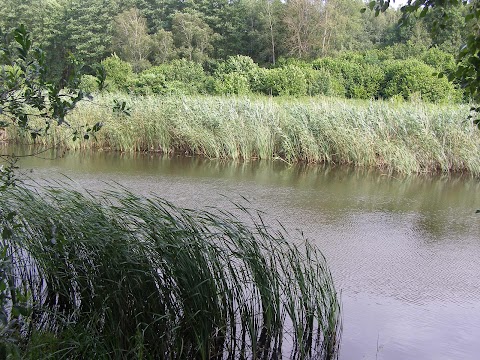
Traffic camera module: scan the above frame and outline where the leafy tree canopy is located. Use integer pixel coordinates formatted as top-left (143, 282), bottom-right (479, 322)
top-left (366, 0), bottom-right (480, 125)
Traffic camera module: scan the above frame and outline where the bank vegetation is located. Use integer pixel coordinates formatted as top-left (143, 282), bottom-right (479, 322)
top-left (10, 95), bottom-right (480, 175)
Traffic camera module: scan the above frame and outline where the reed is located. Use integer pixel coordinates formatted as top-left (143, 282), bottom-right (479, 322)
top-left (0, 184), bottom-right (341, 359)
top-left (10, 94), bottom-right (480, 174)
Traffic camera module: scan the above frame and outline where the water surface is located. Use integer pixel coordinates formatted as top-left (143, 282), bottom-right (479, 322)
top-left (6, 149), bottom-right (480, 359)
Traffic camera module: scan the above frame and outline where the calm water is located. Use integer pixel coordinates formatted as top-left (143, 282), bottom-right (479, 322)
top-left (7, 149), bottom-right (480, 359)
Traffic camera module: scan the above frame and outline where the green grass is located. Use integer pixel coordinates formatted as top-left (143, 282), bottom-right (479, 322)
top-left (9, 94), bottom-right (480, 175)
top-left (0, 184), bottom-right (341, 359)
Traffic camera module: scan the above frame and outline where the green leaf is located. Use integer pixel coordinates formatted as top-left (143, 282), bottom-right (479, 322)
top-left (419, 7), bottom-right (428, 18)
top-left (6, 211), bottom-right (16, 221)
top-left (2, 228), bottom-right (12, 239)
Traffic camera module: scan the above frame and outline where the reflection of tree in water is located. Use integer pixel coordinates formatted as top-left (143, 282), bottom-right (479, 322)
top-left (4, 147), bottom-right (479, 238)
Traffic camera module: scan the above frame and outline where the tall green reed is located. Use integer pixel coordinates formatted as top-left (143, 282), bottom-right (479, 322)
top-left (0, 184), bottom-right (341, 359)
top-left (10, 94), bottom-right (479, 175)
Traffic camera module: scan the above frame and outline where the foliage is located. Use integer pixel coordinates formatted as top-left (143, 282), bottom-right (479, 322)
top-left (381, 59), bottom-right (459, 102)
top-left (131, 71), bottom-right (166, 95)
top-left (0, 185), bottom-right (342, 359)
top-left (0, 25), bottom-right (100, 140)
top-left (31, 95), bottom-right (480, 175)
top-left (57, 0), bottom-right (119, 72)
top-left (421, 47), bottom-right (456, 73)
top-left (101, 54), bottom-right (134, 91)
top-left (133, 59), bottom-right (208, 95)
top-left (151, 28), bottom-right (177, 64)
top-left (79, 43), bottom-right (464, 103)
top-left (112, 7), bottom-right (153, 72)
top-left (313, 57), bottom-right (383, 99)
top-left (261, 65), bottom-right (308, 96)
top-left (213, 72), bottom-right (250, 95)
top-left (79, 74), bottom-right (99, 93)
top-left (216, 55), bottom-right (260, 78)
top-left (171, 11), bottom-right (218, 62)
top-left (367, 0), bottom-right (480, 125)
top-left (303, 68), bottom-right (343, 97)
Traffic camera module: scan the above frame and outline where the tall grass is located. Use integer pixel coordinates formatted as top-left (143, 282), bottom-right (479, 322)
top-left (0, 184), bottom-right (341, 359)
top-left (9, 94), bottom-right (480, 174)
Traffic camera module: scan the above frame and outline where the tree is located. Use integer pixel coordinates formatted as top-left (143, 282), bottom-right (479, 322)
top-left (0, 25), bottom-right (126, 188)
top-left (423, 3), bottom-right (468, 54)
top-left (0, 25), bottom-right (90, 141)
top-left (151, 29), bottom-right (176, 64)
top-left (171, 11), bottom-right (217, 62)
top-left (251, 0), bottom-right (284, 64)
top-left (318, 0), bottom-right (368, 55)
top-left (367, 0), bottom-right (480, 126)
top-left (59, 0), bottom-right (119, 71)
top-left (282, 0), bottom-right (323, 58)
top-left (0, 0), bottom-right (64, 80)
top-left (112, 8), bottom-right (153, 72)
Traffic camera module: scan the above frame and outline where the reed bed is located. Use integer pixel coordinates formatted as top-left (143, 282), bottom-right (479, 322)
top-left (10, 94), bottom-right (480, 175)
top-left (0, 185), bottom-right (341, 359)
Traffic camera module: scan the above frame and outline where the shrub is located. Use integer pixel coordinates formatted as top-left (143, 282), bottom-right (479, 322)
top-left (381, 59), bottom-right (460, 102)
top-left (132, 60), bottom-right (208, 95)
top-left (131, 71), bottom-right (167, 95)
top-left (387, 41), bottom-right (429, 60)
top-left (312, 58), bottom-right (384, 99)
top-left (160, 59), bottom-right (206, 84)
top-left (421, 47), bottom-right (456, 73)
top-left (101, 54), bottom-right (134, 91)
top-left (79, 74), bottom-right (99, 93)
top-left (213, 72), bottom-right (250, 95)
top-left (262, 65), bottom-right (307, 96)
top-left (303, 68), bottom-right (344, 97)
top-left (249, 67), bottom-right (270, 94)
top-left (216, 55), bottom-right (259, 76)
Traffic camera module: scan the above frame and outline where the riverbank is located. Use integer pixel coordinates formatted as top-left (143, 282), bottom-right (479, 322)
top-left (9, 94), bottom-right (480, 175)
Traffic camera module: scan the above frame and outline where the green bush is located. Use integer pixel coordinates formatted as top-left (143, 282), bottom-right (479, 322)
top-left (249, 67), bottom-right (270, 94)
top-left (382, 59), bottom-right (460, 102)
top-left (132, 60), bottom-right (208, 95)
top-left (312, 58), bottom-right (384, 99)
top-left (303, 68), bottom-right (344, 97)
top-left (216, 55), bottom-right (259, 76)
top-left (362, 49), bottom-right (395, 64)
top-left (215, 55), bottom-right (263, 95)
top-left (261, 65), bottom-right (307, 96)
top-left (131, 71), bottom-right (167, 95)
top-left (386, 41), bottom-right (429, 60)
top-left (421, 47), bottom-right (456, 73)
top-left (213, 72), bottom-right (250, 95)
top-left (160, 59), bottom-right (206, 83)
top-left (79, 74), bottom-right (99, 93)
top-left (101, 54), bottom-right (134, 91)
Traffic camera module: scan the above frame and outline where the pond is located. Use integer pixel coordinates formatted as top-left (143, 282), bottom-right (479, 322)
top-left (7, 149), bottom-right (480, 359)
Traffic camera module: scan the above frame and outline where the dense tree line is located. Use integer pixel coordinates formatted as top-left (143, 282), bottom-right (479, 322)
top-left (0, 0), bottom-right (469, 81)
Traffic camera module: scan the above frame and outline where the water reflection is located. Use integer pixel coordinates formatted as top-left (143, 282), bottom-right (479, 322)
top-left (3, 147), bottom-right (480, 360)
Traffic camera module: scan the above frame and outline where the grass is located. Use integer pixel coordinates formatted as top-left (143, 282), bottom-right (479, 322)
top-left (0, 184), bottom-right (341, 359)
top-left (7, 94), bottom-right (480, 175)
